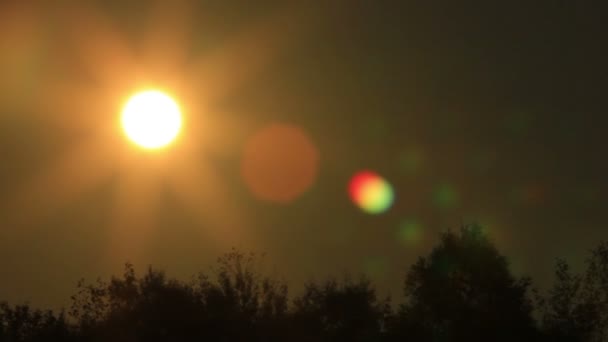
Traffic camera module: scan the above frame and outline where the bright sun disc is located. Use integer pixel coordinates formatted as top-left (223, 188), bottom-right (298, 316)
top-left (121, 90), bottom-right (182, 149)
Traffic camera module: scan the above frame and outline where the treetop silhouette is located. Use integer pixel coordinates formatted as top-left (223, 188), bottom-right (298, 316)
top-left (1, 226), bottom-right (607, 341)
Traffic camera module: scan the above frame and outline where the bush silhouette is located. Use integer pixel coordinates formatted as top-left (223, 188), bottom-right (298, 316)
top-left (2, 227), bottom-right (608, 341)
top-left (0, 302), bottom-right (71, 342)
top-left (539, 241), bottom-right (608, 341)
top-left (388, 224), bottom-right (538, 341)
top-left (290, 276), bottom-right (389, 341)
top-left (68, 249), bottom-right (288, 341)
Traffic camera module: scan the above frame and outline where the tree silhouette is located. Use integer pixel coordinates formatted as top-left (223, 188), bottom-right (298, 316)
top-left (0, 302), bottom-right (71, 342)
top-left (3, 233), bottom-right (608, 341)
top-left (389, 224), bottom-right (538, 341)
top-left (196, 248), bottom-right (289, 340)
top-left (70, 263), bottom-right (206, 341)
top-left (290, 276), bottom-right (390, 342)
top-left (539, 241), bottom-right (608, 341)
top-left (68, 249), bottom-right (288, 341)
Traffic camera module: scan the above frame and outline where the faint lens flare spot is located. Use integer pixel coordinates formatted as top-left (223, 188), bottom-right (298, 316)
top-left (397, 218), bottom-right (422, 244)
top-left (432, 183), bottom-right (458, 210)
top-left (121, 90), bottom-right (182, 149)
top-left (349, 171), bottom-right (395, 214)
top-left (241, 123), bottom-right (319, 203)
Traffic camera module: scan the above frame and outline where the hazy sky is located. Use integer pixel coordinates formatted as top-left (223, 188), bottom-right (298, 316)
top-left (0, 1), bottom-right (606, 310)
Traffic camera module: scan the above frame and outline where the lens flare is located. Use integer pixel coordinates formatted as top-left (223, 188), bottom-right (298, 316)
top-left (398, 219), bottom-right (422, 244)
top-left (348, 171), bottom-right (394, 214)
top-left (433, 183), bottom-right (458, 210)
top-left (241, 123), bottom-right (319, 203)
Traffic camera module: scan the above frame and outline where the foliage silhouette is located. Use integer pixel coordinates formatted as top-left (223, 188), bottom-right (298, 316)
top-left (388, 224), bottom-right (538, 341)
top-left (70, 263), bottom-right (206, 341)
top-left (539, 241), bottom-right (608, 341)
top-left (68, 249), bottom-right (289, 341)
top-left (290, 276), bottom-right (390, 341)
top-left (1, 227), bottom-right (607, 341)
top-left (0, 302), bottom-right (71, 342)
top-left (196, 248), bottom-right (290, 340)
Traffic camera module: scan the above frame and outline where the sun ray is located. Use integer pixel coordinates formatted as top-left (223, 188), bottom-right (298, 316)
top-left (139, 0), bottom-right (195, 83)
top-left (102, 164), bottom-right (164, 266)
top-left (32, 80), bottom-right (118, 134)
top-left (5, 135), bottom-right (117, 229)
top-left (167, 154), bottom-right (250, 249)
top-left (55, 3), bottom-right (138, 90)
top-left (2, 1), bottom-right (317, 262)
top-left (185, 3), bottom-right (310, 107)
top-left (0, 2), bottom-right (43, 109)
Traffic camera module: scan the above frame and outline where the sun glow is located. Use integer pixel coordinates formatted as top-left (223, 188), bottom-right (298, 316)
top-left (121, 90), bottom-right (182, 149)
top-left (6, 1), bottom-right (308, 264)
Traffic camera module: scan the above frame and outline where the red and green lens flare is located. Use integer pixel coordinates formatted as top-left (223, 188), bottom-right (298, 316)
top-left (348, 171), bottom-right (395, 214)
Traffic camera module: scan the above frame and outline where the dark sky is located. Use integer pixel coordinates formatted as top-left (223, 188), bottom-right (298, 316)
top-left (0, 1), bottom-right (606, 310)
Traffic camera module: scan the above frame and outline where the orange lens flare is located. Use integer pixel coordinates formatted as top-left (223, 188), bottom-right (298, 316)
top-left (241, 123), bottom-right (319, 203)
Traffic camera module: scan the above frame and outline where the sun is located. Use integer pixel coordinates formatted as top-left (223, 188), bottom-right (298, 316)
top-left (6, 2), bottom-right (307, 261)
top-left (121, 90), bottom-right (183, 149)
